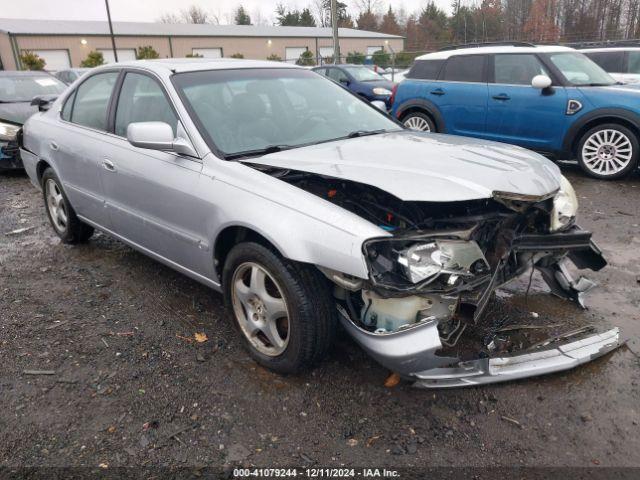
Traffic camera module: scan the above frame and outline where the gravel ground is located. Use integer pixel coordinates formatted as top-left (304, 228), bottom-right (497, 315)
top-left (1, 167), bottom-right (639, 473)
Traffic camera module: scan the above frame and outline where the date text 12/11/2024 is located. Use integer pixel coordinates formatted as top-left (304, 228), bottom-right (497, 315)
top-left (233, 468), bottom-right (401, 478)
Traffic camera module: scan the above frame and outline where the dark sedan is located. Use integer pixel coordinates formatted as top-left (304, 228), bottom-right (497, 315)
top-left (0, 71), bottom-right (66, 170)
top-left (312, 64), bottom-right (396, 108)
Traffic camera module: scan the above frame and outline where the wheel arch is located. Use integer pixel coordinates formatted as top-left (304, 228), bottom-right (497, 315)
top-left (563, 109), bottom-right (640, 156)
top-left (213, 225), bottom-right (286, 280)
top-left (36, 159), bottom-right (53, 186)
top-left (395, 99), bottom-right (445, 133)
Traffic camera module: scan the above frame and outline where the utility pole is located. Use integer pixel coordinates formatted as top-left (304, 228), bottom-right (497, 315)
top-left (331, 0), bottom-right (341, 64)
top-left (105, 0), bottom-right (118, 63)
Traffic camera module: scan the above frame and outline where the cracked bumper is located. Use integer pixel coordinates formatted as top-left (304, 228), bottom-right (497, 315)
top-left (412, 327), bottom-right (620, 388)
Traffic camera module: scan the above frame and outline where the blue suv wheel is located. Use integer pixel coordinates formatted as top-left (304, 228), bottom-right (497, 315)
top-left (577, 123), bottom-right (638, 179)
top-left (403, 111), bottom-right (435, 132)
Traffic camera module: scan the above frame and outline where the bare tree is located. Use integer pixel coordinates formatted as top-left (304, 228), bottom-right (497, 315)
top-left (157, 4), bottom-right (216, 24)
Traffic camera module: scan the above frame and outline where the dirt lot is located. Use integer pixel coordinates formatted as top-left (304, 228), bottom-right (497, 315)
top-left (1, 167), bottom-right (639, 473)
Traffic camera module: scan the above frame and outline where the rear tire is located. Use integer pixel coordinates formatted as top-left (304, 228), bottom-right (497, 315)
top-left (577, 123), bottom-right (638, 179)
top-left (41, 168), bottom-right (94, 244)
top-left (402, 111), bottom-right (435, 132)
top-left (222, 242), bottom-right (336, 374)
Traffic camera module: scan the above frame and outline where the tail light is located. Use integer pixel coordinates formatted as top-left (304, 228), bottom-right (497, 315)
top-left (389, 84), bottom-right (399, 110)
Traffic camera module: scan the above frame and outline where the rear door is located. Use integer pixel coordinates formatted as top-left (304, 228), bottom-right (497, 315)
top-left (485, 53), bottom-right (568, 152)
top-left (435, 54), bottom-right (488, 137)
top-left (99, 70), bottom-right (211, 276)
top-left (55, 70), bottom-right (120, 227)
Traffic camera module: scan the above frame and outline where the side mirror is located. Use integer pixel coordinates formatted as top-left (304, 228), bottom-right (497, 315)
top-left (339, 77), bottom-right (350, 86)
top-left (532, 75), bottom-right (552, 89)
top-left (31, 94), bottom-right (58, 112)
top-left (127, 122), bottom-right (197, 157)
top-left (371, 100), bottom-right (387, 111)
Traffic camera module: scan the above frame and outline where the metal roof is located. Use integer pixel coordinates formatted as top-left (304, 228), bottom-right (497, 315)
top-left (0, 18), bottom-right (403, 39)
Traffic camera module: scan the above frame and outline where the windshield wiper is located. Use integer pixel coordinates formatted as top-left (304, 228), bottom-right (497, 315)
top-left (347, 129), bottom-right (388, 138)
top-left (225, 144), bottom-right (295, 160)
top-left (582, 82), bottom-right (615, 87)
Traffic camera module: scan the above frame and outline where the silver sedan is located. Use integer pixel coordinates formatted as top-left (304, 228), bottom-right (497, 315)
top-left (20, 59), bottom-right (619, 387)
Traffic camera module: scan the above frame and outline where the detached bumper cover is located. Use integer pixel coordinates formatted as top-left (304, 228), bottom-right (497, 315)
top-left (412, 327), bottom-right (620, 388)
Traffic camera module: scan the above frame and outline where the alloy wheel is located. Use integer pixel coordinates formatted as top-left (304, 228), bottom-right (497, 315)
top-left (581, 129), bottom-right (633, 176)
top-left (403, 116), bottom-right (431, 132)
top-left (231, 262), bottom-right (290, 357)
top-left (45, 179), bottom-right (68, 233)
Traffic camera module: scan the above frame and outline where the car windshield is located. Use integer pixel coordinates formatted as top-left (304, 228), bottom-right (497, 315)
top-left (173, 68), bottom-right (401, 158)
top-left (547, 52), bottom-right (617, 86)
top-left (343, 66), bottom-right (385, 82)
top-left (0, 75), bottom-right (66, 102)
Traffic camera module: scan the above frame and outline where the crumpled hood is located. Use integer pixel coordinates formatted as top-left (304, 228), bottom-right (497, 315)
top-left (248, 131), bottom-right (561, 202)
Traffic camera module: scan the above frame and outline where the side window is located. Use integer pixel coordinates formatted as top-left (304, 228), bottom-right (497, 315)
top-left (114, 72), bottom-right (178, 138)
top-left (493, 54), bottom-right (550, 85)
top-left (327, 68), bottom-right (349, 83)
top-left (406, 60), bottom-right (444, 80)
top-left (313, 68), bottom-right (328, 77)
top-left (441, 55), bottom-right (486, 83)
top-left (628, 52), bottom-right (640, 74)
top-left (70, 72), bottom-right (119, 131)
top-left (584, 52), bottom-right (624, 72)
top-left (61, 90), bottom-right (76, 121)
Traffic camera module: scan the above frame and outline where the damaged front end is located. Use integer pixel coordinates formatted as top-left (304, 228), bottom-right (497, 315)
top-left (276, 170), bottom-right (620, 387)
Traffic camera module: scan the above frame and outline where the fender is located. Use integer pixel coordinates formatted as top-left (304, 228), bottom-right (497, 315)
top-left (562, 107), bottom-right (640, 153)
top-left (394, 98), bottom-right (447, 133)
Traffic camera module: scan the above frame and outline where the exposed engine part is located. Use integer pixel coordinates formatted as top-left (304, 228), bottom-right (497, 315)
top-left (358, 289), bottom-right (456, 333)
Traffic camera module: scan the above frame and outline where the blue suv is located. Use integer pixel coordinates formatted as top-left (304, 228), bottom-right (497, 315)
top-left (392, 44), bottom-right (640, 179)
top-left (312, 64), bottom-right (396, 108)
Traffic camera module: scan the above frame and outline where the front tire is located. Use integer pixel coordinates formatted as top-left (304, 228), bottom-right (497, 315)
top-left (222, 242), bottom-right (336, 374)
top-left (577, 123), bottom-right (638, 179)
top-left (402, 111), bottom-right (435, 132)
top-left (42, 168), bottom-right (94, 244)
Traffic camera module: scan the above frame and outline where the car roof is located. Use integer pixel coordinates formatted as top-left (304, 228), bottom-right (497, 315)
top-left (95, 58), bottom-right (303, 74)
top-left (580, 47), bottom-right (640, 52)
top-left (416, 45), bottom-right (575, 60)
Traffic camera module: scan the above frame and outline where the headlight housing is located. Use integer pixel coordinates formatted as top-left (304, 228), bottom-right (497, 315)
top-left (365, 236), bottom-right (490, 291)
top-left (372, 87), bottom-right (392, 96)
top-left (551, 175), bottom-right (578, 231)
top-left (0, 122), bottom-right (20, 142)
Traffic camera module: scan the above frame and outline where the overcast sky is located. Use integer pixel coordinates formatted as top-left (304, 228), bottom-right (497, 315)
top-left (1, 0), bottom-right (451, 24)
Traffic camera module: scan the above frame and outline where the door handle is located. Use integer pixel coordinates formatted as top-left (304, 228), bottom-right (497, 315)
top-left (102, 159), bottom-right (116, 172)
top-left (492, 94), bottom-right (511, 101)
top-left (50, 141), bottom-right (59, 151)
top-left (430, 89), bottom-right (445, 96)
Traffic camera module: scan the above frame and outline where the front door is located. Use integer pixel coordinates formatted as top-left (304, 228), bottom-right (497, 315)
top-left (99, 71), bottom-right (211, 277)
top-left (485, 53), bottom-right (568, 152)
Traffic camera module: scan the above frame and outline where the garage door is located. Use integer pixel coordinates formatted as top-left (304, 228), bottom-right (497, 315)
top-left (99, 49), bottom-right (137, 64)
top-left (285, 47), bottom-right (308, 63)
top-left (192, 48), bottom-right (222, 58)
top-left (29, 50), bottom-right (70, 71)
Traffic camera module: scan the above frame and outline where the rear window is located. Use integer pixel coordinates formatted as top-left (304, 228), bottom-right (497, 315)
top-left (441, 55), bottom-right (486, 82)
top-left (584, 51), bottom-right (625, 72)
top-left (406, 60), bottom-right (444, 80)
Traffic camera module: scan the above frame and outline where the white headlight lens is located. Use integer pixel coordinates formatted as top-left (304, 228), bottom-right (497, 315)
top-left (397, 242), bottom-right (445, 284)
top-left (372, 87), bottom-right (392, 96)
top-left (0, 122), bottom-right (20, 142)
top-left (551, 175), bottom-right (578, 231)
